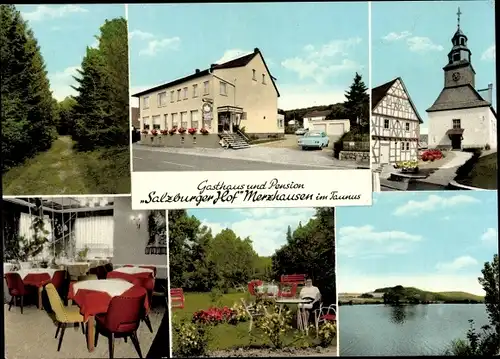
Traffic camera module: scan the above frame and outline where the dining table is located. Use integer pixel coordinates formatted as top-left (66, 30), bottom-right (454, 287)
top-left (256, 283), bottom-right (279, 297)
top-left (68, 279), bottom-right (149, 352)
top-left (275, 298), bottom-right (313, 334)
top-left (5, 268), bottom-right (58, 309)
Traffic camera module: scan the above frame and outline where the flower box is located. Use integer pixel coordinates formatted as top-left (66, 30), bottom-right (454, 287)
top-left (200, 128), bottom-right (209, 135)
top-left (160, 129), bottom-right (169, 135)
top-left (168, 127), bottom-right (177, 135)
top-left (178, 127), bottom-right (187, 134)
top-left (151, 129), bottom-right (158, 137)
top-left (141, 130), bottom-right (149, 135)
top-left (188, 128), bottom-right (197, 135)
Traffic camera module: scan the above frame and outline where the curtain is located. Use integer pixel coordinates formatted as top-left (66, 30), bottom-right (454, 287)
top-left (74, 216), bottom-right (114, 258)
top-left (19, 212), bottom-right (53, 260)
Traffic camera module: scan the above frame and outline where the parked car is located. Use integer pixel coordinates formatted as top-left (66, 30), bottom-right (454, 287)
top-left (295, 128), bottom-right (308, 135)
top-left (297, 130), bottom-right (329, 150)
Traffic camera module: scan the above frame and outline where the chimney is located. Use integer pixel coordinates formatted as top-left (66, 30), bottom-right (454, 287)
top-left (254, 47), bottom-right (259, 54)
top-left (487, 83), bottom-right (493, 104)
top-left (195, 69), bottom-right (200, 74)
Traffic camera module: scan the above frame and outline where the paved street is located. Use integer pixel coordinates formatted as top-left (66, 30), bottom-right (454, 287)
top-left (132, 144), bottom-right (361, 171)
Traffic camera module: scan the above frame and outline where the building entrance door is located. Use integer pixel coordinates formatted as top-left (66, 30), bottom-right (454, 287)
top-left (451, 134), bottom-right (462, 150)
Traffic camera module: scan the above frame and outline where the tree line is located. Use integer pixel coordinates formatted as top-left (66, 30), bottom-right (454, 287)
top-left (1, 4), bottom-right (129, 173)
top-left (168, 208), bottom-right (336, 305)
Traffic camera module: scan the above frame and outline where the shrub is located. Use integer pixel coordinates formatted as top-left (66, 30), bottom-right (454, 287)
top-left (317, 321), bottom-right (337, 347)
top-left (421, 149), bottom-right (443, 162)
top-left (188, 128), bottom-right (197, 135)
top-left (173, 320), bottom-right (211, 358)
top-left (231, 301), bottom-right (250, 323)
top-left (255, 304), bottom-right (292, 349)
top-left (151, 129), bottom-right (158, 136)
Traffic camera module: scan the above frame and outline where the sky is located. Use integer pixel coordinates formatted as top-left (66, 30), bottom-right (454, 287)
top-left (372, 0), bottom-right (496, 134)
top-left (128, 3), bottom-right (369, 110)
top-left (17, 4), bottom-right (126, 101)
top-left (336, 191), bottom-right (498, 296)
top-left (187, 208), bottom-right (316, 257)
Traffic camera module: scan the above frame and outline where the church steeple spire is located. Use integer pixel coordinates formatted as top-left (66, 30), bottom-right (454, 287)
top-left (446, 7), bottom-right (471, 66)
top-left (457, 6), bottom-right (462, 29)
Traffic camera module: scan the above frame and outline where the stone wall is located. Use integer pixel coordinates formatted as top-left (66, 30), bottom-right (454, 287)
top-left (246, 132), bottom-right (285, 140)
top-left (140, 133), bottom-right (220, 149)
top-left (339, 150), bottom-right (370, 162)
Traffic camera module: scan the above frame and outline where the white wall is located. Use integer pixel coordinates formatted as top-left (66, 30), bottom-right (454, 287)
top-left (428, 106), bottom-right (496, 149)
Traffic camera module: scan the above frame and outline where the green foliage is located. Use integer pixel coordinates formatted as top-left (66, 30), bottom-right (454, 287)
top-left (359, 293), bottom-right (374, 298)
top-left (344, 72), bottom-right (369, 132)
top-left (71, 17), bottom-right (129, 151)
top-left (209, 288), bottom-right (224, 307)
top-left (1, 4), bottom-right (57, 173)
top-left (76, 246), bottom-right (89, 261)
top-left (272, 208), bottom-right (336, 304)
top-left (446, 320), bottom-right (499, 356)
top-left (255, 304), bottom-right (292, 349)
top-left (317, 321), bottom-right (337, 348)
top-left (377, 285), bottom-right (484, 304)
top-left (173, 320), bottom-right (212, 357)
top-left (478, 254), bottom-right (500, 342)
top-left (56, 96), bottom-right (77, 135)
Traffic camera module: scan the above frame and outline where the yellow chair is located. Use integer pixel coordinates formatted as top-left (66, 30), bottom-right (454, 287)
top-left (45, 283), bottom-right (87, 352)
top-left (77, 274), bottom-right (98, 281)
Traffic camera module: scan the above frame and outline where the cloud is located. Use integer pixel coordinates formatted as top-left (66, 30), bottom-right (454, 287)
top-left (215, 49), bottom-right (252, 64)
top-left (199, 208), bottom-right (316, 256)
top-left (48, 66), bottom-right (80, 101)
top-left (382, 31), bottom-right (412, 41)
top-left (277, 83), bottom-right (348, 110)
top-left (22, 5), bottom-right (88, 22)
top-left (481, 44), bottom-right (495, 61)
top-left (406, 36), bottom-right (444, 52)
top-left (337, 273), bottom-right (484, 296)
top-left (393, 194), bottom-right (479, 216)
top-left (338, 225), bottom-right (422, 257)
top-left (481, 228), bottom-right (497, 244)
top-left (129, 29), bottom-right (180, 57)
top-left (281, 37), bottom-right (362, 84)
top-left (436, 255), bottom-right (478, 272)
top-left (381, 31), bottom-right (443, 53)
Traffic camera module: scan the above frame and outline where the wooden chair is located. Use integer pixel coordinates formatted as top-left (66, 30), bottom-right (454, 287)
top-left (45, 283), bottom-right (87, 351)
top-left (170, 288), bottom-right (185, 309)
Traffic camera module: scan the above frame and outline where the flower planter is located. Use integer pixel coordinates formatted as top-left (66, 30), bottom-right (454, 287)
top-left (400, 167), bottom-right (419, 174)
top-left (152, 136), bottom-right (161, 146)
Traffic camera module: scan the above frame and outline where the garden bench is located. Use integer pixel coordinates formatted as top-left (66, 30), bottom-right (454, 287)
top-left (280, 274), bottom-right (306, 285)
top-left (170, 288), bottom-right (185, 309)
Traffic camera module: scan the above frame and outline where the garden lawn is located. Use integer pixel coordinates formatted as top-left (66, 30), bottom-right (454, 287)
top-left (456, 152), bottom-right (497, 189)
top-left (171, 291), bottom-right (320, 352)
top-left (2, 136), bottom-right (131, 195)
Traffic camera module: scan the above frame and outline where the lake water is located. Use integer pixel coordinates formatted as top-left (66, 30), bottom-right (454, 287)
top-left (339, 304), bottom-right (489, 356)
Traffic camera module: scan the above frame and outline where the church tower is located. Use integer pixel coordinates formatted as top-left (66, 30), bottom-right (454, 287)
top-left (426, 7), bottom-right (496, 151)
top-left (442, 7), bottom-right (476, 89)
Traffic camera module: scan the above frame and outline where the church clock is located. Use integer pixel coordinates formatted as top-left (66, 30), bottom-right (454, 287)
top-left (452, 72), bottom-right (461, 81)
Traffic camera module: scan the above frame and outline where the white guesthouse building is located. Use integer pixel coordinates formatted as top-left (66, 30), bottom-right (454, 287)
top-left (371, 77), bottom-right (423, 166)
top-left (427, 10), bottom-right (497, 150)
top-left (302, 110), bottom-right (350, 137)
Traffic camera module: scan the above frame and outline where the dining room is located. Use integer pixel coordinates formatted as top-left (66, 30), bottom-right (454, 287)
top-left (2, 196), bottom-right (169, 359)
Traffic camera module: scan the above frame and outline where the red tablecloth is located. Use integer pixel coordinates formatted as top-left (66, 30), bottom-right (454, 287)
top-left (23, 273), bottom-right (51, 288)
top-left (70, 285), bottom-right (149, 321)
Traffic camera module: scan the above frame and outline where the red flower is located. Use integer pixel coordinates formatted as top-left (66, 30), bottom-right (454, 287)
top-left (160, 129), bottom-right (169, 135)
top-left (151, 129), bottom-right (158, 136)
top-left (200, 128), bottom-right (209, 135)
top-left (188, 128), bottom-right (197, 135)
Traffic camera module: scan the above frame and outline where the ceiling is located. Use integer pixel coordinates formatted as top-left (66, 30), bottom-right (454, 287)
top-left (5, 197), bottom-right (115, 213)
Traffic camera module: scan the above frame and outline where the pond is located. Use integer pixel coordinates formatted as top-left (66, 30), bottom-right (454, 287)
top-left (339, 304), bottom-right (489, 356)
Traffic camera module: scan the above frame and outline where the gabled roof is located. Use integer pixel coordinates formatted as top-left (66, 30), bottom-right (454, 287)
top-left (303, 110), bottom-right (332, 118)
top-left (132, 48), bottom-right (280, 97)
top-left (426, 84), bottom-right (491, 112)
top-left (372, 77), bottom-right (424, 123)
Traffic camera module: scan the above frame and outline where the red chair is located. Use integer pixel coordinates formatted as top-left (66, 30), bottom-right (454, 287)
top-left (94, 292), bottom-right (146, 359)
top-left (138, 265), bottom-right (156, 277)
top-left (137, 277), bottom-right (155, 333)
top-left (247, 280), bottom-right (263, 296)
top-left (96, 266), bottom-right (108, 280)
top-left (314, 304), bottom-right (337, 337)
top-left (278, 283), bottom-right (298, 298)
top-left (4, 273), bottom-right (31, 314)
top-left (170, 288), bottom-right (185, 309)
top-left (51, 270), bottom-right (68, 302)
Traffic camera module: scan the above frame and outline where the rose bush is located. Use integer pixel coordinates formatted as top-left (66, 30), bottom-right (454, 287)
top-left (192, 306), bottom-right (237, 326)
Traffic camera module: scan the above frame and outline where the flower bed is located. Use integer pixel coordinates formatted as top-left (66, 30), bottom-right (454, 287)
top-left (192, 306), bottom-right (238, 326)
top-left (421, 149), bottom-right (443, 162)
top-left (393, 160), bottom-right (419, 173)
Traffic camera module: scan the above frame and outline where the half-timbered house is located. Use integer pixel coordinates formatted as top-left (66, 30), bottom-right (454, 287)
top-left (371, 77), bottom-right (423, 165)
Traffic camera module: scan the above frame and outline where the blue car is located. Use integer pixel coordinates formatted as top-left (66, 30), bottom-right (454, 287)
top-left (297, 130), bottom-right (329, 150)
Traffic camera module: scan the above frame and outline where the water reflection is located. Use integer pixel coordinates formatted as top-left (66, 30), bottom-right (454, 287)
top-left (388, 304), bottom-right (418, 324)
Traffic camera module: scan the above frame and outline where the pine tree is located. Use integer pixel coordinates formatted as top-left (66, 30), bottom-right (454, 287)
top-left (0, 5), bottom-right (56, 172)
top-left (344, 72), bottom-right (369, 132)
